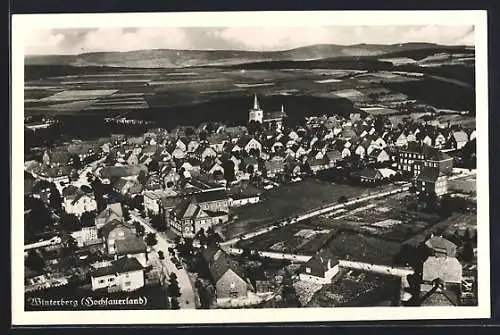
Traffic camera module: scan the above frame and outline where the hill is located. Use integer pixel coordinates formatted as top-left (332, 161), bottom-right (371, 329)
top-left (25, 42), bottom-right (465, 69)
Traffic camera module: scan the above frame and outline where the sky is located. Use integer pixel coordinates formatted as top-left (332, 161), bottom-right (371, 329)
top-left (24, 25), bottom-right (475, 55)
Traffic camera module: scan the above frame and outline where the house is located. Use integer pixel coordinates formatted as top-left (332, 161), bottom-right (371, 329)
top-left (425, 236), bottom-right (457, 258)
top-left (112, 178), bottom-right (143, 196)
top-left (194, 190), bottom-right (230, 213)
top-left (397, 143), bottom-right (453, 177)
top-left (71, 226), bottom-right (100, 247)
top-left (143, 190), bottom-right (176, 215)
top-left (62, 191), bottom-right (97, 217)
top-left (354, 144), bottom-right (366, 159)
top-left (200, 147), bottom-right (217, 162)
top-left (433, 133), bottom-right (447, 149)
top-left (356, 168), bottom-right (383, 184)
top-left (299, 249), bottom-right (340, 284)
top-left (170, 199), bottom-right (218, 237)
top-left (341, 147), bottom-right (351, 158)
top-left (201, 246), bottom-right (250, 301)
top-left (208, 162), bottom-right (225, 176)
top-left (228, 184), bottom-right (261, 207)
top-left (90, 257), bottom-right (144, 292)
top-left (95, 203), bottom-right (123, 229)
top-left (308, 157), bottom-right (329, 173)
top-left (114, 236), bottom-right (148, 267)
top-left (207, 133), bottom-right (230, 153)
top-left (187, 140), bottom-right (200, 153)
top-left (241, 157), bottom-right (259, 174)
top-left (415, 167), bottom-right (448, 197)
top-left (234, 136), bottom-right (262, 154)
top-left (451, 130), bottom-right (469, 150)
top-left (378, 168), bottom-right (397, 180)
top-left (98, 219), bottom-right (136, 255)
top-left (98, 165), bottom-right (148, 184)
top-left (265, 160), bottom-right (285, 178)
top-left (171, 148), bottom-right (186, 160)
top-left (175, 138), bottom-right (188, 152)
top-left (395, 132), bottom-right (408, 147)
top-left (368, 149), bottom-right (391, 163)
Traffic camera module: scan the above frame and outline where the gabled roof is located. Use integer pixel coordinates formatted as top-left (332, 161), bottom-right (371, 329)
top-left (98, 219), bottom-right (133, 239)
top-left (115, 236), bottom-right (147, 255)
top-left (357, 168), bottom-right (382, 180)
top-left (425, 236), bottom-right (457, 257)
top-left (201, 246), bottom-right (246, 283)
top-left (303, 248), bottom-right (339, 278)
top-left (91, 256), bottom-right (144, 278)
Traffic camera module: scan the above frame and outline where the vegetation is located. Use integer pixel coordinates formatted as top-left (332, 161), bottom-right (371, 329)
top-left (145, 233), bottom-right (158, 247)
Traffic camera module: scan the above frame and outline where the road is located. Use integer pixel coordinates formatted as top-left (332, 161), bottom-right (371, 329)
top-left (130, 212), bottom-right (196, 309)
top-left (224, 247), bottom-right (414, 277)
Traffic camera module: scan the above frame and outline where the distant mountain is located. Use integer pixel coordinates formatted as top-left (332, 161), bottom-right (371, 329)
top-left (25, 43), bottom-right (471, 69)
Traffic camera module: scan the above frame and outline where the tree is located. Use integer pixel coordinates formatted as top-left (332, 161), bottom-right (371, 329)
top-left (26, 250), bottom-right (45, 272)
top-left (151, 214), bottom-right (165, 231)
top-left (338, 196), bottom-right (348, 204)
top-left (148, 159), bottom-right (159, 173)
top-left (168, 272), bottom-right (181, 299)
top-left (59, 213), bottom-right (81, 232)
top-left (80, 211), bottom-right (96, 227)
top-left (137, 170), bottom-right (148, 186)
top-left (62, 235), bottom-right (78, 256)
top-left (133, 221), bottom-right (145, 236)
top-left (122, 206), bottom-right (131, 221)
top-left (70, 155), bottom-right (82, 170)
top-left (170, 297), bottom-right (180, 310)
top-left (462, 241), bottom-right (474, 262)
top-left (158, 250), bottom-right (165, 260)
top-left (49, 189), bottom-right (63, 210)
top-left (221, 160), bottom-right (235, 182)
top-left (279, 269), bottom-right (300, 307)
top-left (145, 233), bottom-right (158, 247)
top-left (196, 228), bottom-right (207, 246)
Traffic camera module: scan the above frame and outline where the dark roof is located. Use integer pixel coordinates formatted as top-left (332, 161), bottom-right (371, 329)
top-left (100, 165), bottom-right (147, 179)
top-left (357, 168), bottom-right (382, 180)
top-left (115, 236), bottom-right (147, 255)
top-left (263, 110), bottom-right (286, 122)
top-left (425, 236), bottom-right (457, 257)
top-left (401, 143), bottom-right (452, 161)
top-left (303, 249), bottom-right (339, 278)
top-left (193, 190), bottom-right (228, 203)
top-left (91, 257), bottom-right (144, 277)
top-left (96, 203), bottom-right (123, 221)
top-left (98, 219), bottom-right (132, 239)
top-left (201, 246), bottom-right (246, 283)
top-left (326, 150), bottom-right (342, 162)
top-left (50, 150), bottom-right (71, 164)
top-left (62, 185), bottom-right (79, 197)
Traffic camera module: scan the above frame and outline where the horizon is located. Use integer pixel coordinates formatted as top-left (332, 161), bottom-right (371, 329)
top-left (24, 26), bottom-right (474, 56)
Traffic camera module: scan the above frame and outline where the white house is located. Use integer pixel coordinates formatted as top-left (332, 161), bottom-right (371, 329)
top-left (63, 193), bottom-right (97, 217)
top-left (71, 226), bottom-right (99, 247)
top-left (299, 249), bottom-right (340, 284)
top-left (90, 257), bottom-right (145, 292)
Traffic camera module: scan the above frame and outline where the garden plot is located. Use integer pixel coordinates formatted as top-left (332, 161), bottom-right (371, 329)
top-left (332, 89), bottom-right (365, 99)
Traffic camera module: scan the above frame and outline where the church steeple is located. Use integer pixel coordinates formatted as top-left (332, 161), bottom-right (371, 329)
top-left (253, 94), bottom-right (260, 110)
top-left (281, 104), bottom-right (284, 114)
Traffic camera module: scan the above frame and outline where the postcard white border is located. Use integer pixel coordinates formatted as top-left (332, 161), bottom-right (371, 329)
top-left (11, 10), bottom-right (490, 325)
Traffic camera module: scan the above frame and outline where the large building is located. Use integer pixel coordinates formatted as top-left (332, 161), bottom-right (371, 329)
top-left (248, 95), bottom-right (287, 130)
top-left (397, 142), bottom-right (453, 177)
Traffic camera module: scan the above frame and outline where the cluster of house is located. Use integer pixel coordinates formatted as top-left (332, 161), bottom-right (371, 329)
top-left (296, 235), bottom-right (465, 306)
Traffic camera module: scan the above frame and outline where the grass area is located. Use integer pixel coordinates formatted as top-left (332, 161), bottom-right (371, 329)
top-left (223, 178), bottom-right (386, 239)
top-left (326, 230), bottom-right (401, 265)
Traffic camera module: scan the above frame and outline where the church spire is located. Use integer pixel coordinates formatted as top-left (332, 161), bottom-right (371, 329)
top-left (281, 104), bottom-right (284, 114)
top-left (253, 94), bottom-right (260, 110)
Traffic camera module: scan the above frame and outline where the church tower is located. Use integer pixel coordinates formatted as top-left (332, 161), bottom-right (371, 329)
top-left (248, 94), bottom-right (263, 123)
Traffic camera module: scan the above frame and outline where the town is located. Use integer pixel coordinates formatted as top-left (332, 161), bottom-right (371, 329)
top-left (24, 91), bottom-right (478, 310)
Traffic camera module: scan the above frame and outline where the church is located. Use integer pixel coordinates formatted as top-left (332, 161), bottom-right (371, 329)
top-left (248, 94), bottom-right (287, 131)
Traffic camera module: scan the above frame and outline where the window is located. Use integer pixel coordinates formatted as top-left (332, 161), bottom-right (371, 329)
top-left (98, 279), bottom-right (105, 284)
top-left (306, 267), bottom-right (311, 274)
top-left (124, 281), bottom-right (131, 287)
top-left (108, 278), bottom-right (115, 282)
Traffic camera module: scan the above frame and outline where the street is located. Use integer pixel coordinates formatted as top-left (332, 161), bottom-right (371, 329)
top-left (129, 212), bottom-right (196, 309)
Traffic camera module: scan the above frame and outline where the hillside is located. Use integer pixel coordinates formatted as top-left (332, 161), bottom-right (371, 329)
top-left (25, 42), bottom-right (466, 69)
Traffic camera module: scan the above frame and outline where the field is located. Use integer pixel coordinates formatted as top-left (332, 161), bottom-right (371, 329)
top-left (222, 178), bottom-right (395, 240)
